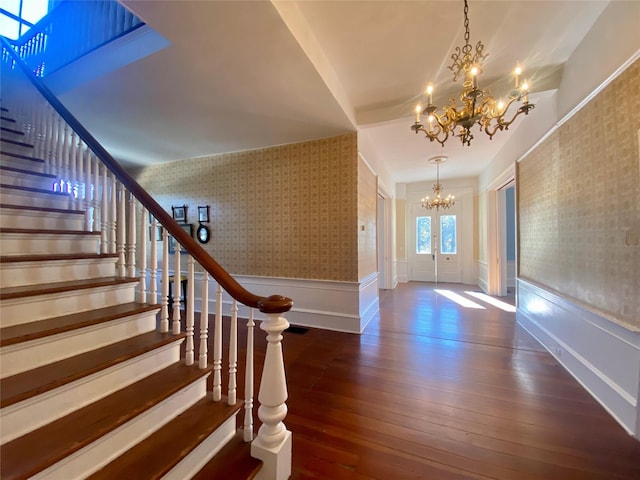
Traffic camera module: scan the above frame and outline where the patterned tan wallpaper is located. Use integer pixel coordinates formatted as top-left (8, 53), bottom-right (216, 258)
top-left (518, 59), bottom-right (639, 330)
top-left (132, 133), bottom-right (359, 282)
top-left (358, 156), bottom-right (377, 280)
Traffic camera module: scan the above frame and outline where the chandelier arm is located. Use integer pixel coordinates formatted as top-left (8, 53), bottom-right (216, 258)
top-left (410, 0), bottom-right (534, 147)
top-left (496, 101), bottom-right (535, 131)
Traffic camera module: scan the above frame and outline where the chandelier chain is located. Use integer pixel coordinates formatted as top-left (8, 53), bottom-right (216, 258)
top-left (410, 0), bottom-right (535, 147)
top-left (463, 0), bottom-right (470, 46)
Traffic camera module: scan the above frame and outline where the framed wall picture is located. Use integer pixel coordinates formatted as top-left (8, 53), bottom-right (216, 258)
top-left (197, 224), bottom-right (210, 244)
top-left (198, 206), bottom-right (210, 223)
top-left (172, 205), bottom-right (187, 223)
top-left (149, 224), bottom-right (163, 241)
top-left (169, 223), bottom-right (193, 253)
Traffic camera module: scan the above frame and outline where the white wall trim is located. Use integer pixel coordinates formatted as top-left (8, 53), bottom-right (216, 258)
top-left (154, 272), bottom-right (379, 334)
top-left (518, 50), bottom-right (640, 165)
top-left (477, 260), bottom-right (488, 294)
top-left (396, 259), bottom-right (408, 283)
top-left (517, 278), bottom-right (640, 438)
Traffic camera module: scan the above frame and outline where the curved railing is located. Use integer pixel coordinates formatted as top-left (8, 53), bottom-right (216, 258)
top-left (7, 0), bottom-right (144, 77)
top-left (2, 35), bottom-right (292, 477)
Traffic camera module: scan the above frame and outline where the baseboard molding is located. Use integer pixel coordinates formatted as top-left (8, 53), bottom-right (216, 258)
top-left (507, 260), bottom-right (516, 288)
top-left (517, 279), bottom-right (640, 438)
top-left (396, 259), bottom-right (408, 283)
top-left (477, 260), bottom-right (489, 294)
top-left (148, 272), bottom-right (379, 334)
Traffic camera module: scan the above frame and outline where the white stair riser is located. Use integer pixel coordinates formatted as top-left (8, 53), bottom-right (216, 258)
top-left (0, 169), bottom-right (56, 190)
top-left (164, 415), bottom-right (237, 480)
top-left (0, 141), bottom-right (34, 156)
top-left (1, 282), bottom-right (137, 326)
top-left (0, 189), bottom-right (70, 209)
top-left (0, 155), bottom-right (46, 172)
top-left (0, 340), bottom-right (185, 444)
top-left (1, 312), bottom-right (158, 379)
top-left (0, 207), bottom-right (85, 230)
top-left (0, 232), bottom-right (100, 256)
top-left (31, 375), bottom-right (209, 480)
top-left (0, 257), bottom-right (117, 288)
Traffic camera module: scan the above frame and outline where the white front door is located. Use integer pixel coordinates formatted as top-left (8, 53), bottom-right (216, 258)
top-left (409, 203), bottom-right (462, 283)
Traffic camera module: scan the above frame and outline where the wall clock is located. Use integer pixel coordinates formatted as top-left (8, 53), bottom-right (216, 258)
top-left (196, 224), bottom-right (210, 244)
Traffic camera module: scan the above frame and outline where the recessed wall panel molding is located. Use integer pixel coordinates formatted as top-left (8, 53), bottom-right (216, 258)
top-left (518, 59), bottom-right (640, 331)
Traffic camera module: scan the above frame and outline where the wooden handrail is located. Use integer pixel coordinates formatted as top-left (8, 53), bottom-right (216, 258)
top-left (1, 38), bottom-right (293, 315)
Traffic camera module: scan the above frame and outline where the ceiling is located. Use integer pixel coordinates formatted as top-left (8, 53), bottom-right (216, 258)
top-left (55, 0), bottom-right (610, 184)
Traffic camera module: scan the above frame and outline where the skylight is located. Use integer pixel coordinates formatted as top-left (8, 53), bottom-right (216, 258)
top-left (0, 0), bottom-right (49, 40)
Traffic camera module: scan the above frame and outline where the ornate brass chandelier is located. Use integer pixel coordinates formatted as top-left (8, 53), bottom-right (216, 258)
top-left (422, 156), bottom-right (455, 211)
top-left (411, 0), bottom-right (535, 147)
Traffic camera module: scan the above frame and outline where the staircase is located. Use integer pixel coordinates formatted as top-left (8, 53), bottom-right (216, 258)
top-left (0, 112), bottom-right (265, 477)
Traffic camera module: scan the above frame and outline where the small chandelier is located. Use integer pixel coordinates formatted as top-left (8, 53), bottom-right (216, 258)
top-left (411, 0), bottom-right (535, 147)
top-left (422, 156), bottom-right (455, 211)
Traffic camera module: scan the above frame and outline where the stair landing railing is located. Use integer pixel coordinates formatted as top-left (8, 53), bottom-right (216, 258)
top-left (1, 38), bottom-right (292, 480)
top-left (7, 0), bottom-right (145, 78)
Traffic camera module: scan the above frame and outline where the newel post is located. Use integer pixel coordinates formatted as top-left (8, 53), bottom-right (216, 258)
top-left (251, 296), bottom-right (292, 480)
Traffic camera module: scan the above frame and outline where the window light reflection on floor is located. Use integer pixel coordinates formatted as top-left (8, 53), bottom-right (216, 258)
top-left (434, 289), bottom-right (485, 309)
top-left (465, 291), bottom-right (517, 312)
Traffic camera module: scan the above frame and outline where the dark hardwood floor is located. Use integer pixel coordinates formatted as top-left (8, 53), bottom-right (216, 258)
top-left (179, 281), bottom-right (640, 479)
top-left (279, 282), bottom-right (640, 479)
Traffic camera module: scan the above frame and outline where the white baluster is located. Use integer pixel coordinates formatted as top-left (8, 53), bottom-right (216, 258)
top-left (149, 217), bottom-right (158, 303)
top-left (45, 107), bottom-right (55, 174)
top-left (76, 139), bottom-right (84, 210)
top-left (100, 164), bottom-right (109, 252)
top-left (126, 192), bottom-right (136, 278)
top-left (160, 227), bottom-right (169, 333)
top-left (109, 175), bottom-right (117, 254)
top-left (172, 233), bottom-right (182, 335)
top-left (228, 300), bottom-right (238, 405)
top-left (52, 114), bottom-right (62, 179)
top-left (99, 164), bottom-right (107, 251)
top-left (84, 147), bottom-right (92, 230)
top-left (69, 130), bottom-right (77, 202)
top-left (116, 182), bottom-right (126, 276)
top-left (138, 207), bottom-right (147, 303)
top-left (61, 123), bottom-right (70, 193)
top-left (34, 103), bottom-right (44, 159)
top-left (92, 153), bottom-right (100, 232)
top-left (212, 283), bottom-right (223, 401)
top-left (199, 271), bottom-right (209, 369)
top-left (185, 255), bottom-right (195, 365)
top-left (252, 312), bottom-right (292, 479)
top-left (244, 308), bottom-right (255, 441)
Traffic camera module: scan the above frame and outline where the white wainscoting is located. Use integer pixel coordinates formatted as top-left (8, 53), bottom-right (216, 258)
top-left (156, 271), bottom-right (380, 334)
top-left (477, 260), bottom-right (489, 294)
top-left (396, 259), bottom-right (408, 283)
top-left (517, 279), bottom-right (640, 438)
top-left (507, 260), bottom-right (516, 288)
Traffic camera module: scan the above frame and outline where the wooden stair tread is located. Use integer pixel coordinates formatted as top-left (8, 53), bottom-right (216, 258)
top-left (0, 275), bottom-right (138, 300)
top-left (0, 165), bottom-right (56, 177)
top-left (0, 227), bottom-right (98, 235)
top-left (0, 150), bottom-right (45, 162)
top-left (88, 397), bottom-right (242, 480)
top-left (0, 362), bottom-right (212, 480)
top-left (192, 431), bottom-right (263, 480)
top-left (0, 125), bottom-right (24, 135)
top-left (0, 203), bottom-right (84, 214)
top-left (0, 252), bottom-right (117, 264)
top-left (0, 301), bottom-right (159, 347)
top-left (1, 137), bottom-right (34, 148)
top-left (0, 138), bottom-right (35, 148)
top-left (0, 183), bottom-right (69, 196)
top-left (0, 330), bottom-right (184, 408)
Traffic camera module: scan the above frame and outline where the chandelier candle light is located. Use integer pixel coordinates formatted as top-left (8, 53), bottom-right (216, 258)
top-left (422, 156), bottom-right (455, 211)
top-left (411, 0), bottom-right (535, 146)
